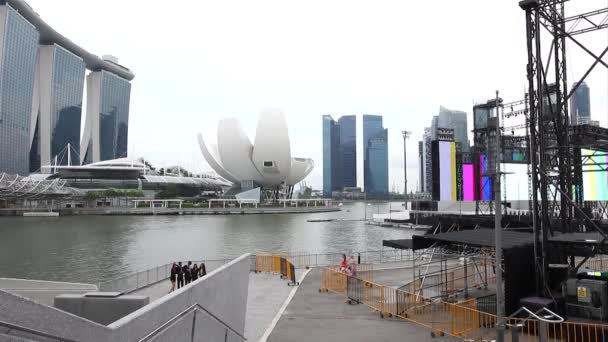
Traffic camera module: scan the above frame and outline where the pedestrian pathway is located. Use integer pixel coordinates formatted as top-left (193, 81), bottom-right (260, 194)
top-left (266, 268), bottom-right (460, 342)
top-left (131, 269), bottom-right (300, 342)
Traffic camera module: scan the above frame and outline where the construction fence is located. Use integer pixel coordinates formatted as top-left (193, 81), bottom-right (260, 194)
top-left (320, 267), bottom-right (608, 342)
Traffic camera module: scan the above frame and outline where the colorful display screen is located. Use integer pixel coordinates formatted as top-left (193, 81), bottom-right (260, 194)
top-left (439, 141), bottom-right (457, 200)
top-left (462, 164), bottom-right (475, 200)
top-left (502, 163), bottom-right (528, 200)
top-left (480, 154), bottom-right (493, 201)
top-left (583, 149), bottom-right (608, 200)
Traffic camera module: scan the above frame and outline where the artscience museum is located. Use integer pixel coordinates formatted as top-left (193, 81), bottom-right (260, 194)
top-left (197, 110), bottom-right (314, 198)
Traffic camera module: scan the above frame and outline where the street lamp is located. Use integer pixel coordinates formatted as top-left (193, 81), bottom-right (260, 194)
top-left (401, 130), bottom-right (411, 209)
top-left (364, 203), bottom-right (372, 221)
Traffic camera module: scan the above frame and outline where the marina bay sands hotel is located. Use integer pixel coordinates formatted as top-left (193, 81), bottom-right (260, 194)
top-left (0, 0), bottom-right (134, 175)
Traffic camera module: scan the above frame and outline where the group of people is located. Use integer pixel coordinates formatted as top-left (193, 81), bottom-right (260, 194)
top-left (339, 254), bottom-right (358, 278)
top-left (169, 261), bottom-right (207, 292)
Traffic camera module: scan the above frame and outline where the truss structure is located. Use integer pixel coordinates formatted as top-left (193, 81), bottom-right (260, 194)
top-left (520, 0), bottom-right (608, 292)
top-left (0, 173), bottom-right (83, 200)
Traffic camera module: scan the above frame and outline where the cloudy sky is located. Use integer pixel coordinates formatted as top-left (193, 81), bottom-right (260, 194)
top-left (27, 0), bottom-right (608, 191)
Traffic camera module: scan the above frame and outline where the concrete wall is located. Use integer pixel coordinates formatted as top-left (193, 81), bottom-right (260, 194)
top-left (0, 278), bottom-right (97, 306)
top-left (109, 253), bottom-right (250, 341)
top-left (0, 254), bottom-right (251, 342)
top-left (55, 294), bottom-right (149, 325)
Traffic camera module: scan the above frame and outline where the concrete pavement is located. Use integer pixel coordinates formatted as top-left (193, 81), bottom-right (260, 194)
top-left (266, 268), bottom-right (460, 342)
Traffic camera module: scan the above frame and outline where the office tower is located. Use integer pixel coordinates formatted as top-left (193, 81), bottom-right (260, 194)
top-left (322, 115), bottom-right (340, 196)
top-left (322, 115), bottom-right (357, 197)
top-left (363, 115), bottom-right (388, 198)
top-left (338, 116), bottom-right (356, 188)
top-left (437, 106), bottom-right (470, 152)
top-left (30, 44), bottom-right (86, 172)
top-left (81, 69), bottom-right (132, 163)
top-left (570, 81), bottom-right (590, 125)
top-left (0, 5), bottom-right (39, 175)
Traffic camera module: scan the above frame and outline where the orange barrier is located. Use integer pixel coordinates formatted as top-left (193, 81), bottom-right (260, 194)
top-left (255, 254), bottom-right (298, 286)
top-left (325, 263), bottom-right (374, 282)
top-left (319, 266), bottom-right (608, 342)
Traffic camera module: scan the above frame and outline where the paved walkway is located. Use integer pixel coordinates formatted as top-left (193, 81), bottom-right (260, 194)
top-left (266, 268), bottom-right (460, 342)
top-left (131, 271), bottom-right (298, 342)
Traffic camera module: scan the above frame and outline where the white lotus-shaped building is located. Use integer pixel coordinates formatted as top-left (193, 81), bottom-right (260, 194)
top-left (197, 110), bottom-right (314, 188)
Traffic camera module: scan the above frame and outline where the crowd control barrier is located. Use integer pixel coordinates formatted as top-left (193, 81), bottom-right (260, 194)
top-left (319, 266), bottom-right (608, 342)
top-left (255, 254), bottom-right (299, 286)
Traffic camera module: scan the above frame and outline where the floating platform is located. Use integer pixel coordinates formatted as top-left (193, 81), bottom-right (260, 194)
top-left (22, 212), bottom-right (59, 217)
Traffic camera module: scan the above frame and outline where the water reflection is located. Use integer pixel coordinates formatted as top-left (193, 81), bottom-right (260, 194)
top-left (0, 201), bottom-right (420, 283)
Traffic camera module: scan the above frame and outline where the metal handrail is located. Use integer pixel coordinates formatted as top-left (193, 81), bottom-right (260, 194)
top-left (0, 319), bottom-right (76, 342)
top-left (507, 306), bottom-right (565, 324)
top-left (137, 303), bottom-right (246, 342)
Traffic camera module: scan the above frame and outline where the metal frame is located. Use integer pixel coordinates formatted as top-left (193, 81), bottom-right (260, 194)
top-left (520, 0), bottom-right (608, 293)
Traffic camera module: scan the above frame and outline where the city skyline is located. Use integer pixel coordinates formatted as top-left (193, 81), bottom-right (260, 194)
top-left (15, 0), bottom-right (608, 192)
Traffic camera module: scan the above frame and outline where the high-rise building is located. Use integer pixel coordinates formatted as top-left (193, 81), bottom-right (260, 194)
top-left (322, 115), bottom-right (357, 196)
top-left (29, 44), bottom-right (86, 172)
top-left (81, 69), bottom-right (132, 163)
top-left (322, 115), bottom-right (340, 196)
top-left (338, 116), bottom-right (357, 189)
top-left (0, 1), bottom-right (135, 175)
top-left (363, 115), bottom-right (388, 198)
top-left (0, 5), bottom-right (40, 175)
top-left (570, 81), bottom-right (590, 126)
top-left (438, 106), bottom-right (469, 152)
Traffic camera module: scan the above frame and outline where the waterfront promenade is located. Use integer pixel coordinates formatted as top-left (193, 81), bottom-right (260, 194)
top-left (0, 206), bottom-right (340, 216)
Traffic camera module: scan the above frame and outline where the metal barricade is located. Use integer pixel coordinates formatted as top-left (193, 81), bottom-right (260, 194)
top-left (346, 276), bottom-right (362, 304)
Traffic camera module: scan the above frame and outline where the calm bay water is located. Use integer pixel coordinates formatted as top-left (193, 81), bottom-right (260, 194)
top-left (0, 201), bottom-right (419, 284)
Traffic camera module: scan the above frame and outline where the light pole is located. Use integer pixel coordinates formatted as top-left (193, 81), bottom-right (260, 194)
top-left (401, 131), bottom-right (411, 209)
top-left (494, 90), bottom-right (505, 342)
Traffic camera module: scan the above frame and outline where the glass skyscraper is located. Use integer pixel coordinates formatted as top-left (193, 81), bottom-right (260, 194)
top-left (30, 44), bottom-right (85, 171)
top-left (322, 115), bottom-right (357, 196)
top-left (570, 81), bottom-right (590, 125)
top-left (82, 70), bottom-right (132, 163)
top-left (0, 5), bottom-right (39, 175)
top-left (438, 106), bottom-right (469, 152)
top-left (338, 115), bottom-right (356, 188)
top-left (363, 115), bottom-right (388, 198)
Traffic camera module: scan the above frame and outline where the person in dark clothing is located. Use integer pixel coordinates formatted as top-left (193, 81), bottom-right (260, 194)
top-left (200, 263), bottom-right (207, 277)
top-left (191, 264), bottom-right (199, 281)
top-left (169, 262), bottom-right (177, 293)
top-left (184, 261), bottom-right (192, 285)
top-left (177, 261), bottom-right (184, 289)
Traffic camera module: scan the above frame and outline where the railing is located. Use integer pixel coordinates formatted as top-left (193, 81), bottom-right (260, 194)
top-left (98, 258), bottom-right (231, 293)
top-left (137, 303), bottom-right (246, 342)
top-left (98, 248), bottom-right (424, 295)
top-left (0, 319), bottom-right (76, 342)
top-left (399, 260), bottom-right (496, 299)
top-left (284, 249), bottom-right (417, 268)
top-left (320, 267), bottom-right (608, 342)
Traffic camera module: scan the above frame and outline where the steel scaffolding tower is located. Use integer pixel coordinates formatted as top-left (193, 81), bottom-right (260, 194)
top-left (520, 0), bottom-right (608, 293)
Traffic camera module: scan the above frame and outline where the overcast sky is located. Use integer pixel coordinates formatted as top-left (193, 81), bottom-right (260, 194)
top-left (27, 0), bottom-right (608, 192)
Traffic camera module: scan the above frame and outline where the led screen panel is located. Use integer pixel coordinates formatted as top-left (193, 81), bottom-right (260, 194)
top-left (462, 164), bottom-right (475, 200)
top-left (502, 163), bottom-right (528, 200)
top-left (480, 154), bottom-right (493, 200)
top-left (583, 149), bottom-right (608, 200)
top-left (439, 141), bottom-right (456, 200)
